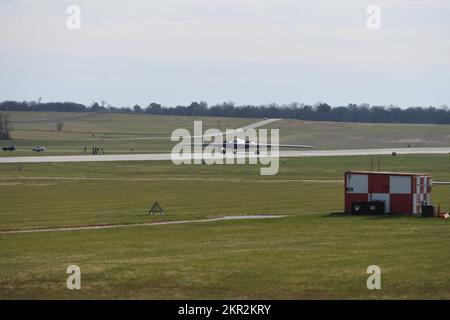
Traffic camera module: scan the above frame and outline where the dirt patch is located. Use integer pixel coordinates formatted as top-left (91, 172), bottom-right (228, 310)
top-left (0, 215), bottom-right (287, 235)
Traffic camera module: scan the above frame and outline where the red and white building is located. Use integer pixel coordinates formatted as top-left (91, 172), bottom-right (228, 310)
top-left (344, 171), bottom-right (432, 215)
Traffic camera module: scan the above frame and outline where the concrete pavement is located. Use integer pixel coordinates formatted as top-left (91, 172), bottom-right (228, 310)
top-left (0, 147), bottom-right (449, 163)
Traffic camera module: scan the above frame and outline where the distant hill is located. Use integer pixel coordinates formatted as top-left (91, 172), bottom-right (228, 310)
top-left (0, 112), bottom-right (449, 157)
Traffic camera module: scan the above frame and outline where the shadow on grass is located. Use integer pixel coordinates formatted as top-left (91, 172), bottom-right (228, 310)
top-left (324, 212), bottom-right (413, 220)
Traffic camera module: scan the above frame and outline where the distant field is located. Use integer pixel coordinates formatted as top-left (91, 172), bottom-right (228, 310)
top-left (1, 112), bottom-right (449, 156)
top-left (0, 112), bottom-right (253, 156)
top-left (1, 155), bottom-right (450, 299)
top-left (267, 119), bottom-right (450, 149)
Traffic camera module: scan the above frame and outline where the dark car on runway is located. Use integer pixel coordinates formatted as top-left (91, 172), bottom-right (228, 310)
top-left (32, 146), bottom-right (46, 152)
top-left (2, 145), bottom-right (16, 151)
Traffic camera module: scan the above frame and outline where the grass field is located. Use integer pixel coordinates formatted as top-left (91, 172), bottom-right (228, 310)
top-left (0, 112), bottom-right (254, 156)
top-left (1, 111), bottom-right (450, 156)
top-left (1, 154), bottom-right (450, 299)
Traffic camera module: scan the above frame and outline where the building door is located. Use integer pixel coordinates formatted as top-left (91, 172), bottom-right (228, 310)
top-left (370, 193), bottom-right (390, 214)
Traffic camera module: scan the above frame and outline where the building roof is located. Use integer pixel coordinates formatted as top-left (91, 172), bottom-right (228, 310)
top-left (346, 171), bottom-right (430, 177)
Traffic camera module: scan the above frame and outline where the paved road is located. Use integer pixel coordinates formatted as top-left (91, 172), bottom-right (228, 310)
top-left (0, 215), bottom-right (286, 235)
top-left (0, 147), bottom-right (449, 163)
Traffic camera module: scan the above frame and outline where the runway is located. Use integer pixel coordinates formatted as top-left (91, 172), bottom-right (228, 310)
top-left (0, 147), bottom-right (449, 163)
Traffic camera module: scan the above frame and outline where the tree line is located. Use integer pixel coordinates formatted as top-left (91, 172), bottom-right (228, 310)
top-left (1, 100), bottom-right (449, 125)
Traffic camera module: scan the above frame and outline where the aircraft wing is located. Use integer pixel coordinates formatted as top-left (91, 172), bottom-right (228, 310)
top-left (187, 143), bottom-right (314, 148)
top-left (181, 142), bottom-right (315, 149)
top-left (256, 143), bottom-right (314, 149)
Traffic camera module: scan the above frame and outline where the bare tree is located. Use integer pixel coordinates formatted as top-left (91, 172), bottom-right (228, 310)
top-left (0, 115), bottom-right (11, 140)
top-left (56, 121), bottom-right (64, 132)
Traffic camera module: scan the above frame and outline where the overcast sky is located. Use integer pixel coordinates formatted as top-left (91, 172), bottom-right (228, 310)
top-left (1, 0), bottom-right (449, 108)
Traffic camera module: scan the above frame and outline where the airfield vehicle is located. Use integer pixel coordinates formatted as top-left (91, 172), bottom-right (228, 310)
top-left (2, 145), bottom-right (16, 151)
top-left (31, 146), bottom-right (46, 152)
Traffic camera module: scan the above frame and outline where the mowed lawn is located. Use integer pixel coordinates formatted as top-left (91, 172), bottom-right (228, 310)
top-left (1, 216), bottom-right (450, 299)
top-left (0, 155), bottom-right (450, 299)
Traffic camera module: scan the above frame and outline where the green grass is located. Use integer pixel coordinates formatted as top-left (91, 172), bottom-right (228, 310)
top-left (268, 119), bottom-right (450, 149)
top-left (0, 155), bottom-right (449, 230)
top-left (1, 155), bottom-right (450, 299)
top-left (1, 153), bottom-right (449, 181)
top-left (1, 216), bottom-right (449, 299)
